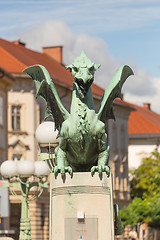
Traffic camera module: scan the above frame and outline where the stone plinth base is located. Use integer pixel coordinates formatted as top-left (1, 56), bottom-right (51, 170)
top-left (50, 172), bottom-right (114, 240)
top-left (0, 238), bottom-right (14, 240)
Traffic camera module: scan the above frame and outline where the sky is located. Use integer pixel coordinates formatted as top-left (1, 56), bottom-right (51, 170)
top-left (1, 0), bottom-right (160, 112)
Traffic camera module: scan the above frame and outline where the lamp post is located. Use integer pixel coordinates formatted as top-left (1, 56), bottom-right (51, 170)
top-left (1, 160), bottom-right (49, 240)
top-left (35, 121), bottom-right (59, 172)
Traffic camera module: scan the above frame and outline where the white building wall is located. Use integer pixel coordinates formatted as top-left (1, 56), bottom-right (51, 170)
top-left (128, 144), bottom-right (157, 169)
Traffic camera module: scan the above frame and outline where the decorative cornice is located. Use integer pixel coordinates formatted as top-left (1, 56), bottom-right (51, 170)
top-left (129, 132), bottom-right (160, 139)
top-left (52, 185), bottom-right (110, 197)
top-left (8, 130), bottom-right (28, 136)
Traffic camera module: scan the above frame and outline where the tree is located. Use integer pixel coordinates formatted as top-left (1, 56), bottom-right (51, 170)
top-left (130, 148), bottom-right (160, 199)
top-left (120, 197), bottom-right (150, 226)
top-left (120, 148), bottom-right (160, 227)
top-left (121, 196), bottom-right (160, 227)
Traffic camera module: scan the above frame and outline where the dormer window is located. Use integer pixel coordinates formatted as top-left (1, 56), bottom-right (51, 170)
top-left (12, 153), bottom-right (22, 161)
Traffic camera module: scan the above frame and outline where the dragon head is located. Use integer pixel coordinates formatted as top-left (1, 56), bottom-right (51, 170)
top-left (66, 51), bottom-right (101, 98)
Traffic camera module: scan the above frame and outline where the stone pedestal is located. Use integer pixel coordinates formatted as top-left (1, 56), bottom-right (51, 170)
top-left (50, 172), bottom-right (114, 240)
top-left (0, 238), bottom-right (14, 240)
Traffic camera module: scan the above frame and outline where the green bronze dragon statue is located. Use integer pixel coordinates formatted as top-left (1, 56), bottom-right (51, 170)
top-left (23, 51), bottom-right (133, 177)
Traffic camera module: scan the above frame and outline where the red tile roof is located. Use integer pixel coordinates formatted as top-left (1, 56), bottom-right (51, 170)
top-left (0, 38), bottom-right (104, 97)
top-left (128, 102), bottom-right (160, 134)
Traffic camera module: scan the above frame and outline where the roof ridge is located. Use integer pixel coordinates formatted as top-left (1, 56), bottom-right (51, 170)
top-left (125, 100), bottom-right (160, 116)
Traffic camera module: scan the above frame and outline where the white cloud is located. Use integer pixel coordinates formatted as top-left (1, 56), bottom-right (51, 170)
top-left (123, 67), bottom-right (157, 96)
top-left (124, 74), bottom-right (160, 112)
top-left (19, 20), bottom-right (159, 112)
top-left (19, 20), bottom-right (75, 51)
top-left (19, 20), bottom-right (118, 85)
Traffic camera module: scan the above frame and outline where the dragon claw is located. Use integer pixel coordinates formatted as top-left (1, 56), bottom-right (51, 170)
top-left (98, 166), bottom-right (102, 174)
top-left (91, 166), bottom-right (97, 176)
top-left (54, 166), bottom-right (60, 177)
top-left (103, 166), bottom-right (110, 176)
top-left (54, 166), bottom-right (73, 177)
top-left (91, 165), bottom-right (110, 176)
top-left (60, 168), bottom-right (65, 176)
top-left (65, 166), bottom-right (73, 176)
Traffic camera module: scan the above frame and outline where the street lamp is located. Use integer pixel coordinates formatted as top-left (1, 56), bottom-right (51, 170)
top-left (35, 121), bottom-right (59, 172)
top-left (1, 160), bottom-right (49, 240)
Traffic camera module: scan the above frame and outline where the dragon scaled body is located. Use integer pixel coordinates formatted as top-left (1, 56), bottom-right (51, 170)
top-left (23, 51), bottom-right (133, 176)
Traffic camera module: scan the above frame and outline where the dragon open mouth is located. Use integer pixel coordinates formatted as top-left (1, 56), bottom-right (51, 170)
top-left (76, 78), bottom-right (93, 97)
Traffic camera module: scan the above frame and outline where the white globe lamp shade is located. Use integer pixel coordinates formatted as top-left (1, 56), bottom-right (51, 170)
top-left (17, 160), bottom-right (35, 177)
top-left (1, 160), bottom-right (18, 177)
top-left (35, 121), bottom-right (59, 146)
top-left (34, 161), bottom-right (49, 176)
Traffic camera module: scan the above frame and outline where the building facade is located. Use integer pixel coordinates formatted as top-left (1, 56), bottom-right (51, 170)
top-left (0, 67), bottom-right (14, 164)
top-left (128, 102), bottom-right (160, 170)
top-left (0, 38), bottom-right (132, 239)
top-left (0, 67), bottom-right (14, 232)
top-left (108, 100), bottom-right (133, 208)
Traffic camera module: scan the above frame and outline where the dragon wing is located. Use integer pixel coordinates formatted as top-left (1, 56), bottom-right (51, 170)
top-left (97, 65), bottom-right (134, 123)
top-left (23, 64), bottom-right (70, 132)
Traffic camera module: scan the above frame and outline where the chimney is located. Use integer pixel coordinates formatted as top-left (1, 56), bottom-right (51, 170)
top-left (12, 40), bottom-right (26, 47)
top-left (143, 103), bottom-right (151, 110)
top-left (43, 46), bottom-right (63, 64)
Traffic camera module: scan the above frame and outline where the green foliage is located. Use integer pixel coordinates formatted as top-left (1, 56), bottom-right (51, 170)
top-left (148, 197), bottom-right (160, 227)
top-left (120, 198), bottom-right (150, 226)
top-left (120, 148), bottom-right (160, 227)
top-left (130, 148), bottom-right (160, 199)
top-left (121, 196), bottom-right (160, 227)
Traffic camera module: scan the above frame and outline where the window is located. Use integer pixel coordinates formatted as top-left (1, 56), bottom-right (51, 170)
top-left (12, 154), bottom-right (22, 161)
top-left (0, 96), bottom-right (3, 125)
top-left (11, 105), bottom-right (21, 130)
